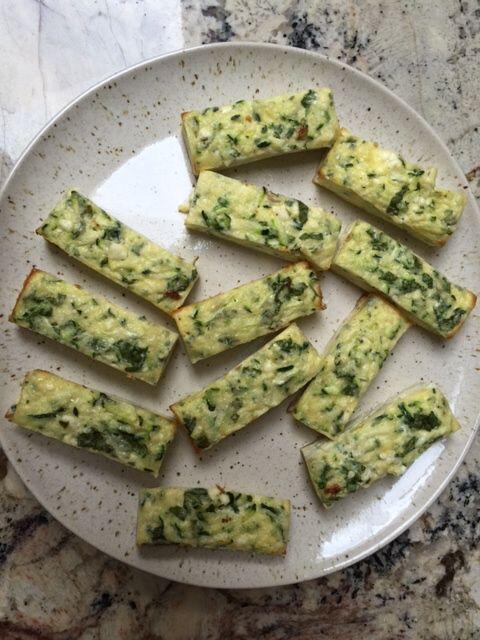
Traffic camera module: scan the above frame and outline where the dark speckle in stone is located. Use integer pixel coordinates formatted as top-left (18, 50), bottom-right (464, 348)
top-left (90, 591), bottom-right (113, 614)
top-left (435, 550), bottom-right (465, 597)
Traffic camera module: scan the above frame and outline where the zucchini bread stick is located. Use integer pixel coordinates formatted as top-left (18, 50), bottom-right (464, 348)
top-left (7, 370), bottom-right (176, 476)
top-left (292, 295), bottom-right (410, 437)
top-left (332, 221), bottom-right (476, 338)
top-left (173, 261), bottom-right (324, 363)
top-left (182, 88), bottom-right (339, 174)
top-left (314, 129), bottom-right (466, 246)
top-left (171, 323), bottom-right (322, 451)
top-left (10, 269), bottom-right (177, 384)
top-left (184, 171), bottom-right (341, 271)
top-left (37, 190), bottom-right (198, 314)
top-left (302, 384), bottom-right (460, 507)
top-left (137, 486), bottom-right (291, 554)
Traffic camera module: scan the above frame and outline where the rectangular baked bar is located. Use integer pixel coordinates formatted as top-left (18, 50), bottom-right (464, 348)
top-left (173, 261), bottom-right (324, 363)
top-left (332, 221), bottom-right (476, 338)
top-left (10, 269), bottom-right (177, 384)
top-left (302, 384), bottom-right (459, 507)
top-left (292, 295), bottom-right (410, 437)
top-left (136, 485), bottom-right (291, 554)
top-left (184, 171), bottom-right (342, 271)
top-left (6, 370), bottom-right (176, 476)
top-left (37, 190), bottom-right (198, 314)
top-left (314, 129), bottom-right (466, 246)
top-left (170, 323), bottom-right (322, 451)
top-left (182, 88), bottom-right (339, 174)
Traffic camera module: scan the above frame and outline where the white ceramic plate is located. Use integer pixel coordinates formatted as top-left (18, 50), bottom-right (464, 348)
top-left (1, 43), bottom-right (478, 588)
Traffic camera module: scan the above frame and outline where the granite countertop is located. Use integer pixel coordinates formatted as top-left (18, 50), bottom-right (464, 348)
top-left (0, 1), bottom-right (478, 638)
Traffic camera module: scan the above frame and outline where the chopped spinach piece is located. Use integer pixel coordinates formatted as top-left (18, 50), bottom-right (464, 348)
top-left (401, 436), bottom-right (418, 456)
top-left (182, 415), bottom-right (197, 434)
top-left (379, 270), bottom-right (397, 285)
top-left (366, 227), bottom-right (389, 251)
top-left (114, 340), bottom-right (148, 372)
top-left (301, 89), bottom-right (316, 109)
top-left (316, 464), bottom-right (331, 489)
top-left (92, 392), bottom-right (109, 408)
top-left (114, 430), bottom-right (148, 458)
top-left (261, 502), bottom-right (279, 515)
top-left (435, 307), bottom-right (465, 333)
top-left (341, 457), bottom-right (366, 493)
top-left (295, 201), bottom-right (309, 229)
top-left (421, 273), bottom-right (434, 288)
top-left (300, 231), bottom-right (324, 241)
top-left (77, 428), bottom-right (113, 454)
top-left (147, 518), bottom-right (165, 542)
top-left (102, 223), bottom-right (122, 242)
top-left (166, 273), bottom-right (191, 293)
top-left (204, 388), bottom-right (218, 412)
top-left (169, 506), bottom-right (187, 520)
top-left (184, 488), bottom-right (210, 512)
top-left (399, 403), bottom-right (441, 430)
top-left (386, 185), bottom-right (409, 215)
top-left (201, 210), bottom-right (231, 232)
top-left (341, 375), bottom-right (359, 396)
top-left (28, 407), bottom-right (65, 419)
top-left (19, 293), bottom-right (66, 325)
top-left (59, 319), bottom-right (80, 342)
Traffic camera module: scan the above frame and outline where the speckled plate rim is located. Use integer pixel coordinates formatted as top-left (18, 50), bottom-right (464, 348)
top-left (1, 42), bottom-right (478, 588)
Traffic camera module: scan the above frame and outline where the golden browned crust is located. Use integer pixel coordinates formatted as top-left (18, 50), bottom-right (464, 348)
top-left (312, 274), bottom-right (326, 311)
top-left (181, 111), bottom-right (200, 175)
top-left (9, 268), bottom-right (43, 323)
top-left (313, 165), bottom-right (329, 187)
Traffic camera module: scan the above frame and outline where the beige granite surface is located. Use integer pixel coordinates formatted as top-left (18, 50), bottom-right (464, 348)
top-left (0, 1), bottom-right (478, 638)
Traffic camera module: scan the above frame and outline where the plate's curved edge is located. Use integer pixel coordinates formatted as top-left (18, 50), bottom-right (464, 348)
top-left (5, 416), bottom-right (478, 589)
top-left (2, 41), bottom-right (479, 214)
top-left (1, 42), bottom-right (479, 589)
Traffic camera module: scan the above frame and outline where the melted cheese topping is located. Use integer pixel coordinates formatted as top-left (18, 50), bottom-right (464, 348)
top-left (315, 129), bottom-right (466, 246)
top-left (182, 88), bottom-right (338, 173)
top-left (137, 486), bottom-right (290, 554)
top-left (171, 324), bottom-right (322, 451)
top-left (293, 295), bottom-right (410, 437)
top-left (302, 385), bottom-right (460, 507)
top-left (38, 190), bottom-right (198, 314)
top-left (332, 221), bottom-right (476, 338)
top-left (173, 262), bottom-right (323, 363)
top-left (8, 370), bottom-right (176, 476)
top-left (10, 270), bottom-right (177, 384)
top-left (185, 171), bottom-right (341, 271)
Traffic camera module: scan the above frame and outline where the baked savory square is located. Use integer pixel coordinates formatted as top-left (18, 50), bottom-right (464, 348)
top-left (302, 384), bottom-right (460, 507)
top-left (10, 269), bottom-right (177, 384)
top-left (173, 261), bottom-right (324, 363)
top-left (171, 323), bottom-right (322, 451)
top-left (182, 88), bottom-right (339, 173)
top-left (184, 170), bottom-right (341, 271)
top-left (7, 370), bottom-right (176, 476)
top-left (315, 129), bottom-right (466, 246)
top-left (137, 485), bottom-right (291, 555)
top-left (332, 221), bottom-right (476, 338)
